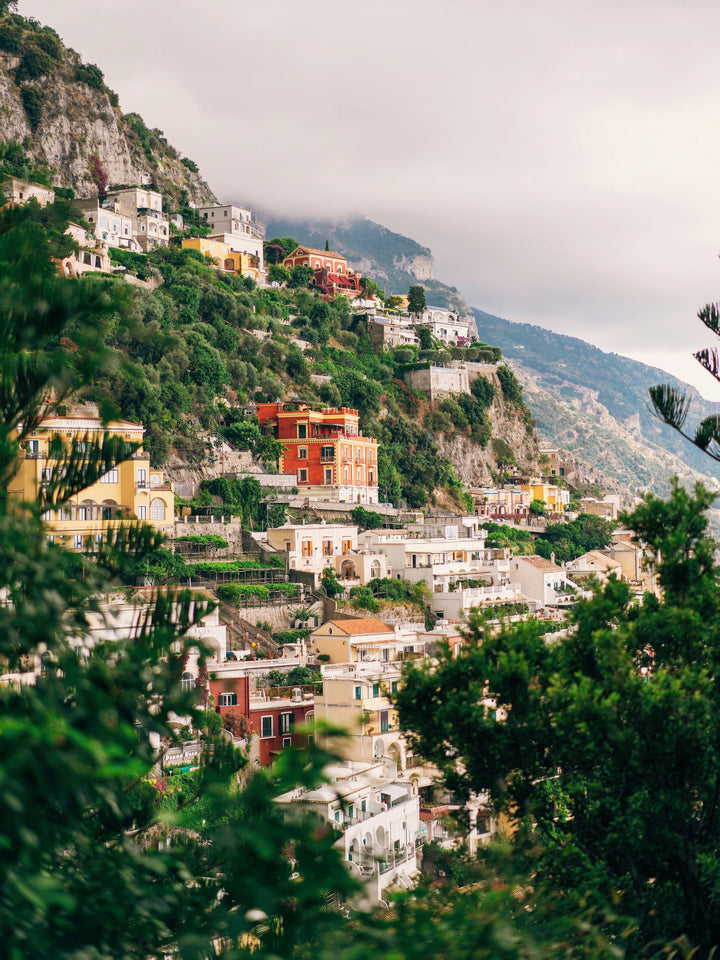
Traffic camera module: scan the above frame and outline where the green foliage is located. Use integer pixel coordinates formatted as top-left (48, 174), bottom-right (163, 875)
top-left (266, 665), bottom-right (320, 686)
top-left (396, 481), bottom-right (720, 955)
top-left (408, 284), bottom-right (427, 315)
top-left (321, 566), bottom-right (343, 598)
top-left (289, 263), bottom-right (315, 288)
top-left (268, 264), bottom-right (291, 283)
top-left (272, 628), bottom-right (312, 644)
top-left (350, 505), bottom-right (386, 530)
top-left (0, 17), bottom-right (22, 52)
top-left (127, 547), bottom-right (189, 584)
top-left (75, 62), bottom-right (105, 90)
top-left (180, 156), bottom-right (199, 173)
top-left (534, 513), bottom-right (614, 564)
top-left (175, 533), bottom-right (228, 547)
top-left (264, 236), bottom-right (298, 264)
top-left (497, 363), bottom-right (532, 421)
top-left (19, 85), bottom-right (43, 129)
top-left (529, 497), bottom-right (546, 516)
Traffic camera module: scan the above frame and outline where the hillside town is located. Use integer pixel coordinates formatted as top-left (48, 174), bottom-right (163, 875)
top-left (0, 167), bottom-right (663, 915)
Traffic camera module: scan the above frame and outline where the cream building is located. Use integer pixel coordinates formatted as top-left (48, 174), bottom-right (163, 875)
top-left (3, 178), bottom-right (55, 207)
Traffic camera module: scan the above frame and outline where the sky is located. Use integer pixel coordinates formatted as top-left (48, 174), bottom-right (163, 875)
top-left (22, 0), bottom-right (720, 398)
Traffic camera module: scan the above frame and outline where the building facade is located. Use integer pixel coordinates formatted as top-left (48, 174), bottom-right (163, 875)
top-left (256, 402), bottom-right (380, 503)
top-left (8, 416), bottom-right (174, 548)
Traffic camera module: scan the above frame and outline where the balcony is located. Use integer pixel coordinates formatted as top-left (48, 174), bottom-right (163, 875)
top-left (320, 453), bottom-right (335, 462)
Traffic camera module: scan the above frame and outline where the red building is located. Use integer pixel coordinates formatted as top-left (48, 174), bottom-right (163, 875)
top-left (282, 245), bottom-right (362, 300)
top-left (256, 401), bottom-right (379, 504)
top-left (209, 674), bottom-right (315, 765)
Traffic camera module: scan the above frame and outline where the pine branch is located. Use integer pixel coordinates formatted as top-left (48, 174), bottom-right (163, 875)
top-left (693, 348), bottom-right (720, 381)
top-left (698, 302), bottom-right (720, 335)
top-left (648, 384), bottom-right (691, 430)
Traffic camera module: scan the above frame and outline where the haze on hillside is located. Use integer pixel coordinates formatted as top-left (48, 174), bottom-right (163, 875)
top-left (22, 0), bottom-right (720, 399)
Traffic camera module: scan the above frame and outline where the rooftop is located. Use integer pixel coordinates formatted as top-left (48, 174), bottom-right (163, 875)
top-left (318, 618), bottom-right (393, 636)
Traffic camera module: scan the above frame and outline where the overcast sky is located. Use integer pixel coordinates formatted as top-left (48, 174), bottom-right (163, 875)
top-left (23, 0), bottom-right (720, 397)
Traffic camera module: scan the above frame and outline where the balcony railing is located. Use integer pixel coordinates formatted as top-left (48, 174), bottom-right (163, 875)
top-left (320, 454), bottom-right (335, 462)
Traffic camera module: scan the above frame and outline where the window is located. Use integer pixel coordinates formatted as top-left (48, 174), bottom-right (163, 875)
top-left (137, 468), bottom-right (147, 486)
top-left (297, 447), bottom-right (307, 459)
top-left (324, 468), bottom-right (333, 484)
top-left (280, 712), bottom-right (294, 734)
top-left (368, 449), bottom-right (373, 464)
top-left (369, 470), bottom-right (374, 483)
top-left (372, 683), bottom-right (380, 698)
top-left (282, 737), bottom-right (292, 748)
top-left (301, 540), bottom-right (313, 557)
top-left (321, 445), bottom-right (333, 459)
top-left (380, 711), bottom-right (389, 733)
top-left (391, 680), bottom-right (399, 694)
top-left (298, 469), bottom-right (308, 483)
top-left (41, 467), bottom-right (52, 483)
top-left (181, 672), bottom-right (195, 692)
top-left (219, 692), bottom-right (237, 707)
top-left (342, 539), bottom-right (353, 554)
top-left (261, 716), bottom-right (273, 738)
top-left (77, 507), bottom-right (87, 521)
top-left (354, 685), bottom-right (362, 700)
top-left (28, 439), bottom-right (39, 454)
top-left (323, 540), bottom-right (333, 556)
top-left (297, 424), bottom-right (307, 439)
top-left (100, 468), bottom-right (119, 484)
top-left (137, 505), bottom-right (147, 520)
top-left (73, 535), bottom-right (83, 550)
top-left (150, 499), bottom-right (166, 521)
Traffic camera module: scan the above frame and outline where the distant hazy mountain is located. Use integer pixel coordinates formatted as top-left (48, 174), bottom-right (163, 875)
top-left (262, 216), bottom-right (474, 317)
top-left (473, 308), bottom-right (720, 492)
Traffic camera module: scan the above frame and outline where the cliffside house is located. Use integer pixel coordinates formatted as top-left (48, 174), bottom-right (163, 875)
top-left (198, 203), bottom-right (265, 273)
top-left (265, 522), bottom-right (387, 588)
top-left (256, 401), bottom-right (380, 504)
top-left (419, 307), bottom-right (471, 346)
top-left (282, 245), bottom-right (362, 299)
top-left (104, 187), bottom-right (169, 251)
top-left (9, 416), bottom-right (174, 549)
top-left (181, 236), bottom-right (261, 281)
top-left (2, 178), bottom-right (55, 207)
top-left (75, 199), bottom-right (140, 252)
top-left (275, 759), bottom-right (422, 904)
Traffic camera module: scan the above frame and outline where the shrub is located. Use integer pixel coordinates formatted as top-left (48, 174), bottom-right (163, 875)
top-left (20, 86), bottom-right (42, 130)
top-left (181, 157), bottom-right (199, 173)
top-left (15, 46), bottom-right (53, 81)
top-left (76, 63), bottom-right (105, 90)
top-left (0, 19), bottom-right (23, 52)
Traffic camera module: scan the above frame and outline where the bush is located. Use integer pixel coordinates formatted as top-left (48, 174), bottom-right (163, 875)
top-left (20, 86), bottom-right (42, 130)
top-left (15, 46), bottom-right (53, 81)
top-left (0, 19), bottom-right (23, 52)
top-left (76, 63), bottom-right (105, 90)
top-left (175, 534), bottom-right (228, 548)
top-left (181, 157), bottom-right (199, 173)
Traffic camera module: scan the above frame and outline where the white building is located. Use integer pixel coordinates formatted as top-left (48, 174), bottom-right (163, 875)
top-left (75, 200), bottom-right (140, 251)
top-left (419, 306), bottom-right (472, 345)
top-left (4, 178), bottom-right (55, 207)
top-left (275, 759), bottom-right (421, 903)
top-left (357, 524), bottom-right (520, 620)
top-left (199, 203), bottom-right (264, 267)
top-left (104, 187), bottom-right (169, 251)
top-left (266, 522), bottom-right (387, 587)
top-left (509, 555), bottom-right (580, 609)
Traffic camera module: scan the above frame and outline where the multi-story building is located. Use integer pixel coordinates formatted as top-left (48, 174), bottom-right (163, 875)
top-left (8, 416), bottom-right (174, 549)
top-left (521, 479), bottom-right (570, 515)
top-left (419, 306), bottom-right (472, 345)
top-left (181, 237), bottom-right (261, 280)
top-left (265, 522), bottom-right (387, 587)
top-left (275, 759), bottom-right (421, 904)
top-left (367, 317), bottom-right (420, 351)
top-left (509, 555), bottom-right (580, 609)
top-left (104, 187), bottom-right (169, 251)
top-left (197, 203), bottom-right (264, 271)
top-left (310, 618), bottom-right (436, 665)
top-left (357, 524), bottom-right (520, 619)
top-left (75, 199), bottom-right (139, 250)
top-left (282, 245), bottom-right (362, 299)
top-left (256, 402), bottom-right (380, 504)
top-left (471, 484), bottom-right (531, 520)
top-left (207, 661), bottom-right (315, 765)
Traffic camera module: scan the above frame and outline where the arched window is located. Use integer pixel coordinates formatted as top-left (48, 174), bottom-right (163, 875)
top-left (370, 560), bottom-right (381, 579)
top-left (181, 672), bottom-right (194, 692)
top-left (150, 498), bottom-right (166, 521)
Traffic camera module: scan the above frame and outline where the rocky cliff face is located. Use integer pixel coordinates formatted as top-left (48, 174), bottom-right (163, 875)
top-left (0, 40), bottom-right (215, 205)
top-left (430, 369), bottom-right (542, 486)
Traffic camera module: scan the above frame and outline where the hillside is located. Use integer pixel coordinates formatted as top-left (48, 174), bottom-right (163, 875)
top-left (0, 13), bottom-right (215, 206)
top-left (473, 308), bottom-right (720, 493)
top-left (263, 215), bottom-right (474, 319)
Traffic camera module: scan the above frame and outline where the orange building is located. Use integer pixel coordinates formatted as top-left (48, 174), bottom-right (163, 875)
top-left (256, 402), bottom-right (379, 504)
top-left (282, 245), bottom-right (362, 300)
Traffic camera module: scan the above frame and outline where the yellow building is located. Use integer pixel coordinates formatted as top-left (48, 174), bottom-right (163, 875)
top-left (181, 237), bottom-right (260, 280)
top-left (522, 479), bottom-right (570, 515)
top-left (8, 416), bottom-right (174, 549)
